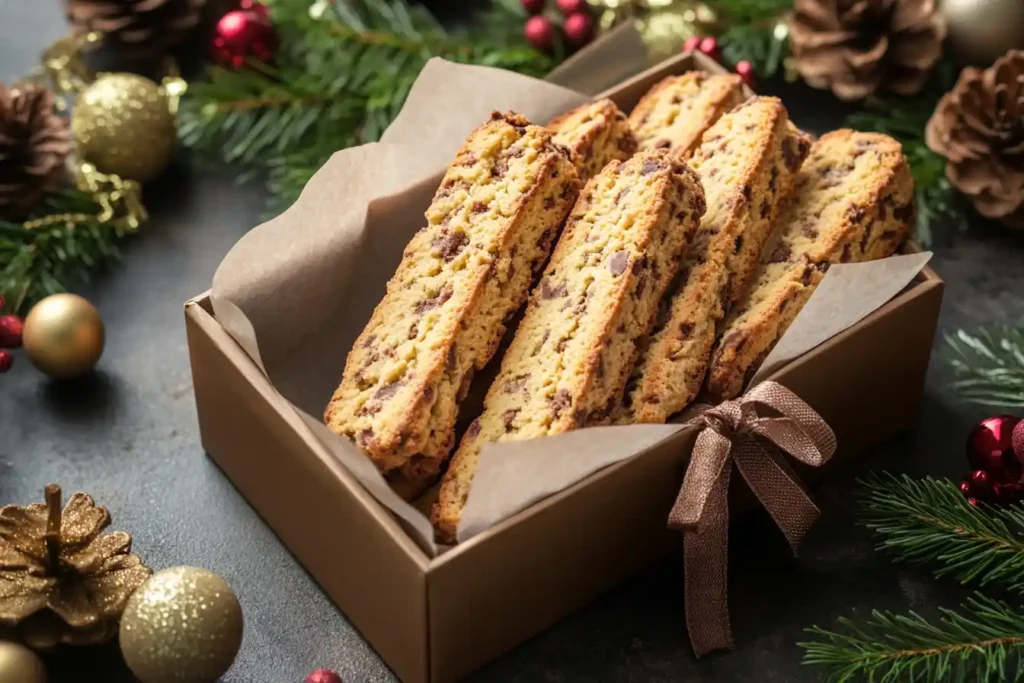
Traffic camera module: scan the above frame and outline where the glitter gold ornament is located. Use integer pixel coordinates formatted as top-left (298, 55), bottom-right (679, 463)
top-left (940, 0), bottom-right (1024, 66)
top-left (0, 641), bottom-right (46, 683)
top-left (587, 0), bottom-right (718, 59)
top-left (119, 566), bottom-right (244, 683)
top-left (22, 293), bottom-right (105, 379)
top-left (70, 73), bottom-right (176, 183)
top-left (0, 484), bottom-right (150, 651)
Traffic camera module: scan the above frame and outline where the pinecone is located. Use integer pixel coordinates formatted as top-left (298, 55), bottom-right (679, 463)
top-left (926, 50), bottom-right (1024, 229)
top-left (0, 485), bottom-right (151, 650)
top-left (0, 84), bottom-right (71, 218)
top-left (788, 0), bottom-right (946, 101)
top-left (63, 0), bottom-right (207, 58)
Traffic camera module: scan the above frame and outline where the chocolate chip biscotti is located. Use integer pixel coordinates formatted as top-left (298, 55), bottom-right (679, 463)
top-left (618, 97), bottom-right (811, 424)
top-left (548, 99), bottom-right (638, 182)
top-left (432, 150), bottom-right (706, 541)
top-left (628, 72), bottom-right (745, 157)
top-left (704, 130), bottom-right (914, 400)
top-left (324, 111), bottom-right (581, 479)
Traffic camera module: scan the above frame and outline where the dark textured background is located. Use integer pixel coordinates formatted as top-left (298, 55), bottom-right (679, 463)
top-left (1, 3), bottom-right (1023, 682)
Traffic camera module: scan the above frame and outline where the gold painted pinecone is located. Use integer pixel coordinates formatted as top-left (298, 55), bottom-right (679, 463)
top-left (63, 0), bottom-right (207, 57)
top-left (788, 0), bottom-right (946, 101)
top-left (0, 84), bottom-right (71, 218)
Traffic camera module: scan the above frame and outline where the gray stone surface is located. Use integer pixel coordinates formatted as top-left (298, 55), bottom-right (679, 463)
top-left (1, 3), bottom-right (1023, 682)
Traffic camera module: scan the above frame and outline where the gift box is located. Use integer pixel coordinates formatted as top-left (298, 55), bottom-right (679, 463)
top-left (184, 45), bottom-right (944, 683)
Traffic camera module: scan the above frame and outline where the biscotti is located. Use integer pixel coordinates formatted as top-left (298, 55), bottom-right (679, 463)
top-left (432, 150), bottom-right (706, 541)
top-left (618, 97), bottom-right (811, 424)
top-left (628, 72), bottom-right (745, 157)
top-left (324, 111), bottom-right (581, 479)
top-left (705, 130), bottom-right (914, 400)
top-left (548, 99), bottom-right (638, 182)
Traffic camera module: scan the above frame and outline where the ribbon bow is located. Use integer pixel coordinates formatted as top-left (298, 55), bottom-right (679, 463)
top-left (667, 381), bottom-right (836, 657)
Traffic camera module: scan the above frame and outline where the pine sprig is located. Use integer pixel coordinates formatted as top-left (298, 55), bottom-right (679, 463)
top-left (179, 0), bottom-right (552, 214)
top-left (0, 189), bottom-right (123, 314)
top-left (716, 0), bottom-right (790, 76)
top-left (859, 473), bottom-right (1024, 592)
top-left (945, 325), bottom-right (1024, 408)
top-left (801, 594), bottom-right (1024, 683)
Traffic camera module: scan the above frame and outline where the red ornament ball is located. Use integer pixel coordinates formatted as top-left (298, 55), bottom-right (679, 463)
top-left (970, 468), bottom-right (991, 489)
top-left (682, 36), bottom-right (701, 52)
top-left (958, 479), bottom-right (973, 496)
top-left (1013, 420), bottom-right (1024, 461)
top-left (211, 9), bottom-right (279, 68)
top-left (564, 11), bottom-right (594, 46)
top-left (0, 314), bottom-right (23, 349)
top-left (967, 415), bottom-right (1022, 482)
top-left (305, 670), bottom-right (342, 683)
top-left (521, 0), bottom-right (546, 14)
top-left (0, 350), bottom-right (12, 373)
top-left (556, 0), bottom-right (586, 16)
top-left (524, 15), bottom-right (555, 51)
top-left (735, 60), bottom-right (755, 86)
top-left (698, 36), bottom-right (719, 58)
top-left (992, 481), bottom-right (1024, 506)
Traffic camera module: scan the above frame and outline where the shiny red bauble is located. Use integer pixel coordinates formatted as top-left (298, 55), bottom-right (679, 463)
top-left (557, 0), bottom-right (587, 15)
top-left (1014, 420), bottom-right (1024, 462)
top-left (563, 11), bottom-right (594, 46)
top-left (305, 669), bottom-right (343, 683)
top-left (0, 350), bottom-right (11, 373)
top-left (967, 415), bottom-right (1022, 482)
top-left (0, 314), bottom-right (23, 349)
top-left (521, 0), bottom-right (546, 14)
top-left (524, 15), bottom-right (555, 51)
top-left (211, 7), bottom-right (278, 68)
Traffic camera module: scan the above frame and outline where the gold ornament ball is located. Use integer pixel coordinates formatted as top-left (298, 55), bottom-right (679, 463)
top-left (22, 294), bottom-right (105, 379)
top-left (940, 0), bottom-right (1024, 66)
top-left (71, 73), bottom-right (176, 182)
top-left (0, 641), bottom-right (46, 683)
top-left (119, 567), bottom-right (244, 683)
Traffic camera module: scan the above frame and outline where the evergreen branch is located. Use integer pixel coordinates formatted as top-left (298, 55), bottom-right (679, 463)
top-left (0, 189), bottom-right (124, 314)
top-left (945, 325), bottom-right (1024, 408)
top-left (716, 0), bottom-right (793, 25)
top-left (859, 473), bottom-right (1024, 593)
top-left (800, 594), bottom-right (1024, 682)
top-left (719, 23), bottom-right (787, 77)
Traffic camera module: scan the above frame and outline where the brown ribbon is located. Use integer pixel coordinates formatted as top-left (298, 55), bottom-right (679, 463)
top-left (667, 381), bottom-right (837, 657)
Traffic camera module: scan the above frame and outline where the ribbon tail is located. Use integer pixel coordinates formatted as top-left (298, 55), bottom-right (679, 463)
top-left (684, 462), bottom-right (734, 657)
top-left (734, 438), bottom-right (821, 551)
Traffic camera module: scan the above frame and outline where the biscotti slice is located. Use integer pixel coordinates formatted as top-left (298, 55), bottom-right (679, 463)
top-left (432, 150), bottom-right (706, 541)
top-left (324, 111), bottom-right (581, 478)
top-left (705, 130), bottom-right (914, 399)
top-left (618, 97), bottom-right (811, 424)
top-left (628, 72), bottom-right (745, 157)
top-left (549, 99), bottom-right (638, 182)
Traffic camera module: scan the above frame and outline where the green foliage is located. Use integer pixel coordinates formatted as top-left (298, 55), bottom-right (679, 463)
top-left (801, 594), bottom-right (1024, 683)
top-left (179, 0), bottom-right (553, 214)
top-left (716, 0), bottom-right (791, 75)
top-left (946, 324), bottom-right (1024, 408)
top-left (860, 473), bottom-right (1024, 592)
top-left (0, 189), bottom-right (123, 314)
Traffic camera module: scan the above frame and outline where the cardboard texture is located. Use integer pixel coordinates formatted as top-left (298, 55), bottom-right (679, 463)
top-left (186, 48), bottom-right (946, 683)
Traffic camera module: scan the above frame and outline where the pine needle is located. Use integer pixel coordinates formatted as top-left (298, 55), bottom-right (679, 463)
top-left (946, 325), bottom-right (1024, 408)
top-left (801, 594), bottom-right (1024, 682)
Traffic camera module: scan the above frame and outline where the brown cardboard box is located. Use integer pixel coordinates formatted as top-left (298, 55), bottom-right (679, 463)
top-left (185, 52), bottom-right (945, 683)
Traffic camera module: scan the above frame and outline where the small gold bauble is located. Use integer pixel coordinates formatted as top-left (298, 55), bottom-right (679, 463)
top-left (0, 641), bottom-right (47, 683)
top-left (22, 293), bottom-right (105, 379)
top-left (70, 73), bottom-right (176, 182)
top-left (940, 0), bottom-right (1024, 66)
top-left (119, 567), bottom-right (244, 683)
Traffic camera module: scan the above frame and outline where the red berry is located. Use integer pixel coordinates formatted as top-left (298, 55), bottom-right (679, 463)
top-left (698, 36), bottom-right (719, 57)
top-left (521, 0), bottom-right (546, 14)
top-left (735, 60), bottom-right (755, 85)
top-left (682, 36), bottom-right (701, 52)
top-left (959, 479), bottom-right (973, 496)
top-left (0, 314), bottom-right (23, 349)
top-left (305, 670), bottom-right (343, 683)
top-left (563, 11), bottom-right (594, 46)
top-left (968, 496), bottom-right (979, 507)
top-left (556, 0), bottom-right (586, 15)
top-left (970, 469), bottom-right (991, 489)
top-left (0, 350), bottom-right (12, 373)
top-left (524, 15), bottom-right (554, 51)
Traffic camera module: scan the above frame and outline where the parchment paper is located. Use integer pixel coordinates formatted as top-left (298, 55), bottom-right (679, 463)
top-left (209, 57), bottom-right (934, 555)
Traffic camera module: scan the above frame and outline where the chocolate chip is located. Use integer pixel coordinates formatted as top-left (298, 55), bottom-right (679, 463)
top-left (544, 196), bottom-right (556, 209)
top-left (573, 408), bottom-right (589, 426)
top-left (408, 323), bottom-right (418, 339)
top-left (632, 256), bottom-right (646, 275)
top-left (734, 235), bottom-right (744, 253)
top-left (893, 202), bottom-right (915, 223)
top-left (635, 274), bottom-right (648, 297)
top-left (860, 223), bottom-right (873, 254)
top-left (618, 136), bottom-right (638, 154)
top-left (549, 389), bottom-right (572, 418)
top-left (466, 419), bottom-right (481, 439)
top-left (356, 403), bottom-right (381, 417)
top-left (457, 371), bottom-right (474, 402)
top-left (616, 188), bottom-right (630, 203)
top-left (541, 279), bottom-right (568, 299)
top-left (361, 334), bottom-right (376, 349)
top-left (609, 250), bottom-right (629, 275)
top-left (423, 387), bottom-right (434, 401)
top-left (782, 136), bottom-right (808, 171)
top-left (878, 199), bottom-right (888, 220)
top-left (505, 375), bottom-right (529, 394)
top-left (802, 224), bottom-right (818, 239)
top-left (447, 344), bottom-right (457, 371)
top-left (594, 356), bottom-right (605, 379)
top-left (435, 231), bottom-right (468, 262)
top-left (491, 158), bottom-right (509, 178)
top-left (769, 244), bottom-right (791, 263)
top-left (816, 261), bottom-right (831, 273)
top-left (640, 158), bottom-right (664, 175)
top-left (415, 285), bottom-right (453, 313)
top-left (691, 193), bottom-right (706, 215)
top-left (847, 205), bottom-right (865, 223)
top-left (503, 409), bottom-right (520, 431)
top-left (556, 338), bottom-right (567, 352)
top-left (760, 199), bottom-right (770, 218)
top-left (778, 297), bottom-right (790, 312)
top-left (678, 322), bottom-right (694, 339)
top-left (459, 153), bottom-right (477, 167)
top-left (841, 244), bottom-right (851, 262)
top-left (801, 267), bottom-right (814, 286)
top-left (741, 184), bottom-right (752, 202)
top-left (472, 201), bottom-right (488, 213)
top-left (356, 428), bottom-right (374, 446)
top-left (768, 166), bottom-right (779, 192)
top-left (373, 380), bottom-right (406, 401)
top-left (561, 182), bottom-right (575, 199)
top-left (880, 229), bottom-right (898, 240)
